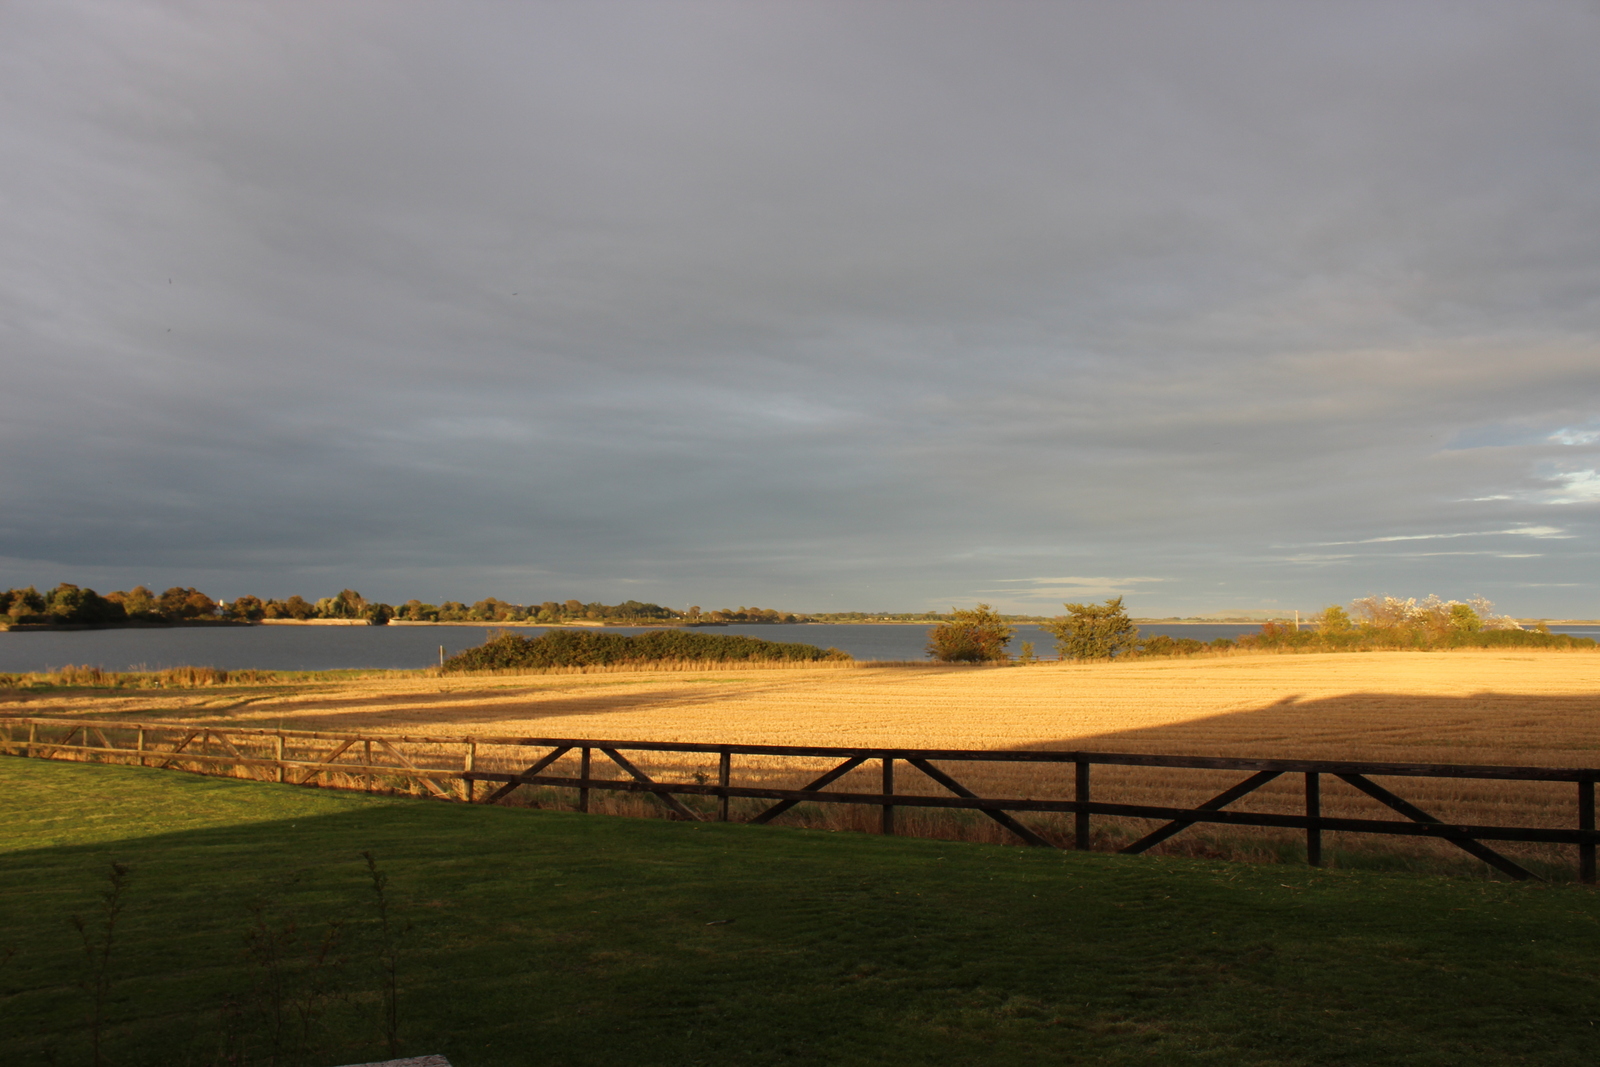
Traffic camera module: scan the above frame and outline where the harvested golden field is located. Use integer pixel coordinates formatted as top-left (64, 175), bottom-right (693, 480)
top-left (7, 650), bottom-right (1599, 875)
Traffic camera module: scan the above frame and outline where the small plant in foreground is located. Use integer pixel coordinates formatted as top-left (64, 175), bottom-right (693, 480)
top-left (240, 898), bottom-right (347, 1067)
top-left (362, 851), bottom-right (409, 1057)
top-left (72, 861), bottom-right (131, 1067)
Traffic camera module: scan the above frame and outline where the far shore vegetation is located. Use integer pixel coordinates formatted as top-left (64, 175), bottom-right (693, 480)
top-left (924, 595), bottom-right (1596, 663)
top-left (2, 582), bottom-right (1594, 671)
top-left (0, 584), bottom-right (819, 631)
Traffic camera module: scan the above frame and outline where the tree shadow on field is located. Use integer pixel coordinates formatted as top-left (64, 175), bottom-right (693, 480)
top-left (1018, 690), bottom-right (1600, 766)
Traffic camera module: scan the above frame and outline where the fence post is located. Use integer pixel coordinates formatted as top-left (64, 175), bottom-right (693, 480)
top-left (136, 728), bottom-right (146, 768)
top-left (1581, 778), bottom-right (1595, 886)
top-left (462, 741), bottom-right (476, 803)
top-left (26, 721), bottom-right (36, 758)
top-left (718, 748), bottom-right (731, 822)
top-left (579, 747), bottom-right (591, 813)
top-left (1075, 761), bottom-right (1091, 850)
top-left (274, 734), bottom-right (285, 784)
top-left (881, 757), bottom-right (895, 835)
top-left (1305, 771), bottom-right (1322, 867)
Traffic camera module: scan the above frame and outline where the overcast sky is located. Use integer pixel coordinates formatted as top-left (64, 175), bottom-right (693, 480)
top-left (3, 1), bottom-right (1598, 617)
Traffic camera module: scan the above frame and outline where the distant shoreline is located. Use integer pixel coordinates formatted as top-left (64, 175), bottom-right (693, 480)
top-left (0, 619), bottom-right (253, 632)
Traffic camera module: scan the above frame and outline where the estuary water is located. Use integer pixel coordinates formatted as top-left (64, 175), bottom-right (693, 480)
top-left (4, 622), bottom-right (1592, 674)
top-left (0, 622), bottom-right (1278, 673)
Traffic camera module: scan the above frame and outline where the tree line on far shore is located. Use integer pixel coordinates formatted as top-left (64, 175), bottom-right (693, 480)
top-left (0, 585), bottom-right (391, 627)
top-left (0, 583), bottom-right (807, 628)
top-left (926, 595), bottom-right (1595, 662)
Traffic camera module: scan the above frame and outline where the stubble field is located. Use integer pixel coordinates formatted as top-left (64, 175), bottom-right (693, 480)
top-left (8, 649), bottom-right (1599, 875)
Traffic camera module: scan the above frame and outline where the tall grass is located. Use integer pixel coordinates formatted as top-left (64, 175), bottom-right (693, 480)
top-left (0, 666), bottom-right (434, 689)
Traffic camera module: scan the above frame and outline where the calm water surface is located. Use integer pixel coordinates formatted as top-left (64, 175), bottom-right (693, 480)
top-left (2, 622), bottom-right (1590, 674)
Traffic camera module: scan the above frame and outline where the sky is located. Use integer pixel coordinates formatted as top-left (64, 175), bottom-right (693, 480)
top-left (3, 1), bottom-right (1598, 617)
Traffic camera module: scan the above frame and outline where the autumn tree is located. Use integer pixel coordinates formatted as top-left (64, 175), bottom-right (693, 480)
top-left (925, 604), bottom-right (1013, 663)
top-left (157, 587), bottom-right (217, 620)
top-left (107, 586), bottom-right (158, 619)
top-left (2, 586), bottom-right (46, 618)
top-left (225, 595), bottom-right (266, 621)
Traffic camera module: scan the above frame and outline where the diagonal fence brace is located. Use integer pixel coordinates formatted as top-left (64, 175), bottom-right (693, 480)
top-left (1337, 773), bottom-right (1537, 881)
top-left (749, 756), bottom-right (868, 825)
top-left (155, 731), bottom-right (201, 769)
top-left (602, 749), bottom-right (702, 821)
top-left (481, 746), bottom-right (572, 805)
top-left (375, 739), bottom-right (454, 800)
top-left (298, 738), bottom-right (358, 784)
top-left (35, 725), bottom-right (84, 760)
top-left (905, 758), bottom-right (1054, 847)
top-left (1120, 771), bottom-right (1283, 855)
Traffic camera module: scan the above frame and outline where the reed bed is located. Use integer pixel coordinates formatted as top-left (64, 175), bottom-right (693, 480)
top-left (0, 665), bottom-right (434, 689)
top-left (0, 657), bottom-right (940, 692)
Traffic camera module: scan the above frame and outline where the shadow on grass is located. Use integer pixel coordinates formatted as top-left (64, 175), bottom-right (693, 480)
top-left (4, 757), bottom-right (1600, 1067)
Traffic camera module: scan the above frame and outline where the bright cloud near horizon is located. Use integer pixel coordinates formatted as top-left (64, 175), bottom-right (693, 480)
top-left (3, 1), bottom-right (1598, 616)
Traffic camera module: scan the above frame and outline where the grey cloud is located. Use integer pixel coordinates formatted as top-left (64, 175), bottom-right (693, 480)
top-left (3, 1), bottom-right (1598, 615)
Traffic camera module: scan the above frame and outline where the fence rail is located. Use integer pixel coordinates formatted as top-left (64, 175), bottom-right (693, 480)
top-left (3, 716), bottom-right (1595, 883)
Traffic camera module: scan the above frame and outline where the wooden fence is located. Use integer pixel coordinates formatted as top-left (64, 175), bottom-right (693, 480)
top-left (3, 716), bottom-right (1595, 883)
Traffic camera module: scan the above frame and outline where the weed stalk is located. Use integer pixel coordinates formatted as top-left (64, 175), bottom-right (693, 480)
top-left (72, 861), bottom-right (131, 1067)
top-left (361, 851), bottom-right (406, 1057)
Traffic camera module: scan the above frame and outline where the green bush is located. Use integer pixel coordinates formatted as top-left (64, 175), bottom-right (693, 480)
top-left (1136, 634), bottom-right (1207, 657)
top-left (1043, 597), bottom-right (1139, 660)
top-left (442, 628), bottom-right (851, 671)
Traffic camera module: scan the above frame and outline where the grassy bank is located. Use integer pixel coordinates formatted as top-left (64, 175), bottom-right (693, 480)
top-left (3, 757), bottom-right (1598, 1066)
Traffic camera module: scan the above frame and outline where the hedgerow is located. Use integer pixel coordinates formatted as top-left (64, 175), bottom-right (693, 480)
top-left (441, 628), bottom-right (851, 671)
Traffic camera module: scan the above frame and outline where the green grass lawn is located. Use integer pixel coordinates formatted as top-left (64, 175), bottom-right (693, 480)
top-left (2, 757), bottom-right (1597, 1066)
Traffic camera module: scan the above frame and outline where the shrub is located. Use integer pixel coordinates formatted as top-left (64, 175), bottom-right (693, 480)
top-left (442, 629), bottom-right (850, 671)
top-left (1137, 634), bottom-right (1206, 657)
top-left (925, 605), bottom-right (1013, 663)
